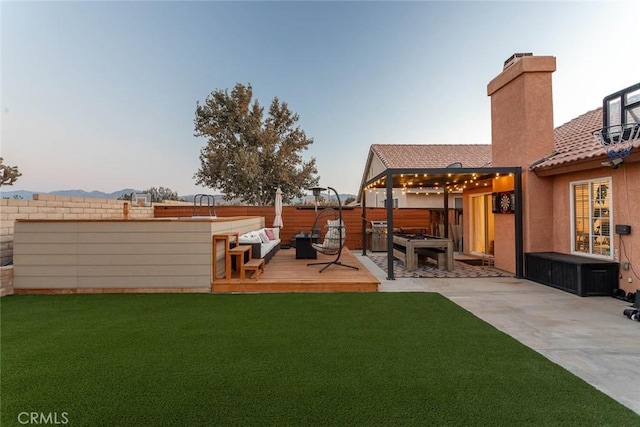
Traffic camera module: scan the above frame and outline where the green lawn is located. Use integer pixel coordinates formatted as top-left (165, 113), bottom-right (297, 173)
top-left (1, 293), bottom-right (637, 426)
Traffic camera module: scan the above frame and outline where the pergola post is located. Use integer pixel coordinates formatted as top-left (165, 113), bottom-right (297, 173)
top-left (514, 167), bottom-right (524, 278)
top-left (386, 171), bottom-right (395, 280)
top-left (443, 186), bottom-right (449, 238)
top-left (361, 187), bottom-right (367, 257)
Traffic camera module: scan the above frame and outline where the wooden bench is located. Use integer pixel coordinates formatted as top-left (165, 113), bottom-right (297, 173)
top-left (241, 258), bottom-right (265, 281)
top-left (392, 244), bottom-right (417, 271)
top-left (416, 248), bottom-right (447, 270)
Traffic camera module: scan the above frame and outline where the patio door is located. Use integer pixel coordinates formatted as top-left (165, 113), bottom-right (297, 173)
top-left (470, 193), bottom-right (495, 256)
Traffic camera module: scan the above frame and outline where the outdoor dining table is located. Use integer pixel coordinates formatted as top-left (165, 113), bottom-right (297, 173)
top-left (392, 234), bottom-right (454, 272)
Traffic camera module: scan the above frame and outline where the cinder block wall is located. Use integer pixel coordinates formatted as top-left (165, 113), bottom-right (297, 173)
top-left (0, 194), bottom-right (154, 267)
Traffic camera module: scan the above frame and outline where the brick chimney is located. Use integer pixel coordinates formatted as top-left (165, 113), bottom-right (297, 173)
top-left (487, 54), bottom-right (556, 254)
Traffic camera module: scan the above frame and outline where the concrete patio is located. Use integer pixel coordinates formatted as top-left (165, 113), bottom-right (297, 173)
top-left (357, 253), bottom-right (640, 415)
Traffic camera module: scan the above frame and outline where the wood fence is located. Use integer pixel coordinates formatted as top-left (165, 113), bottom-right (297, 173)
top-left (154, 205), bottom-right (460, 250)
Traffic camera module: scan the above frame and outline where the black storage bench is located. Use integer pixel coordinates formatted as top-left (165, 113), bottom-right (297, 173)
top-left (525, 252), bottom-right (619, 297)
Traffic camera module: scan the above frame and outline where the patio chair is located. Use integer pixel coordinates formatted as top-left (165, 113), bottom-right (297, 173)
top-left (310, 208), bottom-right (344, 256)
top-left (307, 187), bottom-right (359, 273)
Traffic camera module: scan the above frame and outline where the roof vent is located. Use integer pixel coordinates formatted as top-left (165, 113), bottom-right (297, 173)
top-left (503, 52), bottom-right (533, 70)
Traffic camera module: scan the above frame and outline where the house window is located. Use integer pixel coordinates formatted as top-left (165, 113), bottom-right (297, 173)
top-left (571, 178), bottom-right (612, 257)
top-left (383, 198), bottom-right (398, 208)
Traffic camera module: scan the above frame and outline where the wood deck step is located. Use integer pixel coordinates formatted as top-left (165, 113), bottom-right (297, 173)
top-left (241, 258), bottom-right (265, 280)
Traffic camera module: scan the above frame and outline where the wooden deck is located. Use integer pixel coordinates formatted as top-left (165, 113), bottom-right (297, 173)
top-left (211, 247), bottom-right (380, 293)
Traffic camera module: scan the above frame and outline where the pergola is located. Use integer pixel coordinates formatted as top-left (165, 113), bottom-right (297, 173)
top-left (360, 166), bottom-right (524, 280)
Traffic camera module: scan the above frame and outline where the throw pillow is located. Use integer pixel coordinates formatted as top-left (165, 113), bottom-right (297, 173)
top-left (258, 229), bottom-right (270, 243)
top-left (265, 228), bottom-right (276, 240)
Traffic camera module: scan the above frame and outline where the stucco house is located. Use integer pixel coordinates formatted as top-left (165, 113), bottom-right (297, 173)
top-left (360, 54), bottom-right (639, 295)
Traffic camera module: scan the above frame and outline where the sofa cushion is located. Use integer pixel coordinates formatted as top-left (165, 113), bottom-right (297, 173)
top-left (241, 239), bottom-right (280, 260)
top-left (260, 240), bottom-right (279, 256)
top-left (239, 232), bottom-right (262, 244)
top-left (323, 219), bottom-right (345, 249)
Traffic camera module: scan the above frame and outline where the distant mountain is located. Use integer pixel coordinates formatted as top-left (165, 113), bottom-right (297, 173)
top-left (0, 188), bottom-right (140, 200)
top-left (0, 189), bottom-right (35, 200)
top-left (49, 189), bottom-right (140, 199)
top-left (0, 189), bottom-right (222, 202)
top-left (1, 188), bottom-right (357, 204)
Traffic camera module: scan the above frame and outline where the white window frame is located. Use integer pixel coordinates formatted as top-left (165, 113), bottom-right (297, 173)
top-left (383, 198), bottom-right (398, 209)
top-left (570, 177), bottom-right (613, 259)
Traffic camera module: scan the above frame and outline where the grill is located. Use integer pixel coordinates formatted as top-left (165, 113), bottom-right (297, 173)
top-left (370, 221), bottom-right (388, 252)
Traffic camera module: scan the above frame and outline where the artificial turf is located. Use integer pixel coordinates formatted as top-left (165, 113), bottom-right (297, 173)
top-left (1, 293), bottom-right (638, 426)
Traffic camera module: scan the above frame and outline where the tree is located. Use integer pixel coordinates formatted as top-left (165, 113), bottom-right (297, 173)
top-left (118, 187), bottom-right (182, 203)
top-left (145, 187), bottom-right (181, 203)
top-left (0, 158), bottom-right (21, 187)
top-left (194, 83), bottom-right (319, 206)
top-left (344, 196), bottom-right (356, 205)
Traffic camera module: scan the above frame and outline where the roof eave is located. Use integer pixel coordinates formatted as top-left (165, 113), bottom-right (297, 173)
top-left (532, 151), bottom-right (640, 177)
top-left (357, 147), bottom-right (378, 203)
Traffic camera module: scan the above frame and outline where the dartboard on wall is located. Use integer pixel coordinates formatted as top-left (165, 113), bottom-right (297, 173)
top-left (491, 191), bottom-right (515, 214)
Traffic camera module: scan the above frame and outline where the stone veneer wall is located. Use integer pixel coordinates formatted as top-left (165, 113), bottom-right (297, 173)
top-left (0, 194), bottom-right (154, 296)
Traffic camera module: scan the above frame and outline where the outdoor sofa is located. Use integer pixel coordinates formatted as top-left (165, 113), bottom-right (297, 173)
top-left (238, 227), bottom-right (281, 264)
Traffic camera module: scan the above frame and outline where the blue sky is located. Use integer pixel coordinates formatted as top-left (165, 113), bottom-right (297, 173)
top-left (2, 1), bottom-right (639, 196)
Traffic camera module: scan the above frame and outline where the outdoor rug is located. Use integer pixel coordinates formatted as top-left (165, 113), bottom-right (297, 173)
top-left (367, 253), bottom-right (512, 278)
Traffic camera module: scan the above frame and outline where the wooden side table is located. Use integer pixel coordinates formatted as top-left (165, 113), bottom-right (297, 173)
top-left (212, 233), bottom-right (240, 280)
top-left (229, 245), bottom-right (252, 277)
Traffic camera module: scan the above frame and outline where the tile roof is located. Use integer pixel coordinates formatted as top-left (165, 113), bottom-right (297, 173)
top-left (530, 108), bottom-right (606, 170)
top-left (371, 144), bottom-right (492, 169)
top-left (368, 107), bottom-right (637, 175)
top-left (532, 107), bottom-right (640, 171)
